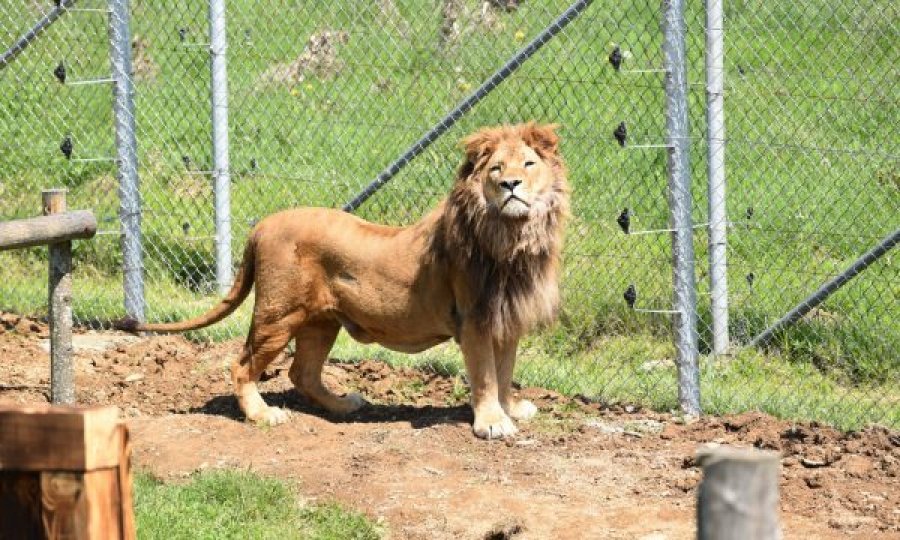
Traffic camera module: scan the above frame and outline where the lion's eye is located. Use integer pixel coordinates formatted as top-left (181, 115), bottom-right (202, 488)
top-left (489, 164), bottom-right (502, 173)
top-left (524, 160), bottom-right (536, 168)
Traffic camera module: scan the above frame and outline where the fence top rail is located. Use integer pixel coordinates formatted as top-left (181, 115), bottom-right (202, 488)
top-left (0, 209), bottom-right (97, 251)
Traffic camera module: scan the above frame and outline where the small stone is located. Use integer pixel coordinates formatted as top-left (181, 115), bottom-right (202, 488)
top-left (124, 373), bottom-right (145, 383)
top-left (805, 474), bottom-right (823, 488)
top-left (841, 455), bottom-right (873, 477)
top-left (800, 457), bottom-right (828, 468)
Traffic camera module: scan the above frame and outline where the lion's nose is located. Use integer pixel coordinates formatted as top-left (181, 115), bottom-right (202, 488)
top-left (499, 179), bottom-right (522, 192)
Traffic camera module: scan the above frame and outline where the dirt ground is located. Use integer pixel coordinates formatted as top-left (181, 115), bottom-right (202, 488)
top-left (1, 313), bottom-right (898, 539)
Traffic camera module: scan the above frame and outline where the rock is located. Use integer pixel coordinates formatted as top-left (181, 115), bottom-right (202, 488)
top-left (14, 318), bottom-right (40, 335)
top-left (800, 457), bottom-right (828, 468)
top-left (483, 518), bottom-right (525, 539)
top-left (0, 312), bottom-right (20, 329)
top-left (124, 373), bottom-right (145, 383)
top-left (805, 474), bottom-right (823, 488)
top-left (841, 455), bottom-right (874, 477)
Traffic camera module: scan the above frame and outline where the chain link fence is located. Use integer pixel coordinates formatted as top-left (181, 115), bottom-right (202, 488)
top-left (1, 0), bottom-right (896, 430)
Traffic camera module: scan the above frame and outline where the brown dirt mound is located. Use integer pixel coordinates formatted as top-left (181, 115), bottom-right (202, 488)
top-left (1, 313), bottom-right (898, 538)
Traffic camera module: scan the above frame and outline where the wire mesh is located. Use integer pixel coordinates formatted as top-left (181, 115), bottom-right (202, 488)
top-left (0, 0), bottom-right (896, 430)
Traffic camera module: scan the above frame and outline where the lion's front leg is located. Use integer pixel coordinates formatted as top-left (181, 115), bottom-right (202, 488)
top-left (494, 339), bottom-right (538, 421)
top-left (460, 322), bottom-right (517, 439)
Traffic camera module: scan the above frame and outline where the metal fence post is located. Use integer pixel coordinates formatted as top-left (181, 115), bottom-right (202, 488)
top-left (662, 0), bottom-right (700, 415)
top-left (209, 0), bottom-right (232, 293)
top-left (108, 0), bottom-right (144, 322)
top-left (706, 0), bottom-right (729, 355)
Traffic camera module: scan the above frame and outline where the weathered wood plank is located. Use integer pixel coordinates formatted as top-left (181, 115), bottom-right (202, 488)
top-left (81, 469), bottom-right (124, 539)
top-left (0, 406), bottom-right (122, 471)
top-left (0, 471), bottom-right (43, 538)
top-left (0, 210), bottom-right (97, 251)
top-left (117, 424), bottom-right (136, 539)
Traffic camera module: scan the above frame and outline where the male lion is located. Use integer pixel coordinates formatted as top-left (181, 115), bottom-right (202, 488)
top-left (124, 122), bottom-right (569, 439)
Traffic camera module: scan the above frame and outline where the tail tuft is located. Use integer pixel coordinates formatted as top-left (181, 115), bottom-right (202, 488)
top-left (113, 316), bottom-right (141, 333)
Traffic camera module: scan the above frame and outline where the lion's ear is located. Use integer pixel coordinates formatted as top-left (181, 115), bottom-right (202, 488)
top-left (461, 128), bottom-right (500, 165)
top-left (457, 129), bottom-right (499, 181)
top-left (521, 122), bottom-right (560, 159)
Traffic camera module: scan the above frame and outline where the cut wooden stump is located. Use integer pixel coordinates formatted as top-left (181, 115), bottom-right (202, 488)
top-left (0, 405), bottom-right (135, 540)
top-left (697, 445), bottom-right (781, 540)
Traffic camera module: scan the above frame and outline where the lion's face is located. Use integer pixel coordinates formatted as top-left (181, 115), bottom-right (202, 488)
top-left (458, 123), bottom-right (565, 221)
top-left (481, 140), bottom-right (555, 218)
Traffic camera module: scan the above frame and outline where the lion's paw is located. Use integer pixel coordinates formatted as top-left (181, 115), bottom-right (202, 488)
top-left (504, 399), bottom-right (538, 421)
top-left (473, 410), bottom-right (518, 440)
top-left (341, 392), bottom-right (368, 414)
top-left (326, 392), bottom-right (368, 415)
top-left (252, 406), bottom-right (291, 426)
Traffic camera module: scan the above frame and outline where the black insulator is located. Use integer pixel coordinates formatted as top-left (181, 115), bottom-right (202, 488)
top-left (613, 121), bottom-right (627, 147)
top-left (608, 46), bottom-right (623, 71)
top-left (624, 284), bottom-right (637, 308)
top-left (746, 272), bottom-right (755, 286)
top-left (53, 62), bottom-right (66, 84)
top-left (617, 208), bottom-right (631, 234)
top-left (60, 136), bottom-right (73, 159)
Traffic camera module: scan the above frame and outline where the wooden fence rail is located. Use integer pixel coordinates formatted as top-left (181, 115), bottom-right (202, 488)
top-left (0, 210), bottom-right (97, 251)
top-left (0, 189), bottom-right (97, 403)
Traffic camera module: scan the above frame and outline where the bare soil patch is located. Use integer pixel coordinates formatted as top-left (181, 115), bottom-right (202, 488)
top-left (1, 313), bottom-right (898, 539)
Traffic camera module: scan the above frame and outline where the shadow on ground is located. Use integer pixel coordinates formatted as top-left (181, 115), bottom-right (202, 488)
top-left (190, 390), bottom-right (472, 430)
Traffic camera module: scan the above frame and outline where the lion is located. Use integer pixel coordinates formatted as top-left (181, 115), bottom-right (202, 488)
top-left (122, 122), bottom-right (569, 439)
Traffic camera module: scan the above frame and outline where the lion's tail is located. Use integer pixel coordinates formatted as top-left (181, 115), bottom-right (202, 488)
top-left (116, 235), bottom-right (256, 334)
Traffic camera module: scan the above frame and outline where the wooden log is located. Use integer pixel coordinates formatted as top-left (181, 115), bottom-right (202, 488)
top-left (0, 405), bottom-right (134, 540)
top-left (0, 210), bottom-right (97, 251)
top-left (697, 446), bottom-right (781, 540)
top-left (44, 189), bottom-right (75, 405)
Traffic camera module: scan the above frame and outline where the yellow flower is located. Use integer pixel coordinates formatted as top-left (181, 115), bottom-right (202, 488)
top-left (458, 81), bottom-right (472, 92)
top-left (305, 83), bottom-right (314, 92)
top-left (514, 30), bottom-right (526, 42)
top-left (290, 88), bottom-right (299, 97)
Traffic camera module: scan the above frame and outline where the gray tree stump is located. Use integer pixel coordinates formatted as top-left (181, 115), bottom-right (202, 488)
top-left (697, 446), bottom-right (781, 540)
top-left (43, 189), bottom-right (75, 405)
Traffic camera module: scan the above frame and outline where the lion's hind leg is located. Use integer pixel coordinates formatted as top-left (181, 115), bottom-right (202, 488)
top-left (288, 322), bottom-right (368, 415)
top-left (232, 320), bottom-right (294, 426)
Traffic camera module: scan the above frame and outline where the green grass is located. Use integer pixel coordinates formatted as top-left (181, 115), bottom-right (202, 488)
top-left (1, 0), bottom-right (896, 429)
top-left (134, 470), bottom-right (381, 540)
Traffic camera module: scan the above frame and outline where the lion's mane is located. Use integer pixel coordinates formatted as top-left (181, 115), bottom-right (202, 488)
top-left (433, 124), bottom-right (570, 340)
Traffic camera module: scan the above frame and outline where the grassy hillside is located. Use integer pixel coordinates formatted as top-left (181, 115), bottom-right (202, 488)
top-left (1, 0), bottom-right (897, 428)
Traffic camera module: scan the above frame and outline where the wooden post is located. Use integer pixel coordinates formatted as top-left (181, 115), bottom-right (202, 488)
top-left (0, 405), bottom-right (135, 540)
top-left (43, 189), bottom-right (75, 405)
top-left (697, 446), bottom-right (781, 540)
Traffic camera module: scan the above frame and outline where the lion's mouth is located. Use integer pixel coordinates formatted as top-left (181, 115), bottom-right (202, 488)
top-left (500, 195), bottom-right (530, 211)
